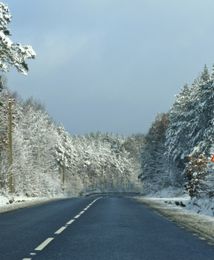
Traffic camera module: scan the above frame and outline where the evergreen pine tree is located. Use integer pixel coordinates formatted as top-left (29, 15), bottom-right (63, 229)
top-left (200, 64), bottom-right (210, 83)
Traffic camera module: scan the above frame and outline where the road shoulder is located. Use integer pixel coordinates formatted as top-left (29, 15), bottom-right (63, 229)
top-left (135, 196), bottom-right (214, 244)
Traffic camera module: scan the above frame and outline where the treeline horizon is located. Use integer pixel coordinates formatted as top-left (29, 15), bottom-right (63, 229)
top-left (1, 64), bottom-right (214, 200)
top-left (0, 82), bottom-right (144, 198)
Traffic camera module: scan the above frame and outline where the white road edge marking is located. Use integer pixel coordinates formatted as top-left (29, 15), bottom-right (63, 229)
top-left (35, 237), bottom-right (54, 251)
top-left (22, 258), bottom-right (31, 260)
top-left (55, 226), bottom-right (67, 235)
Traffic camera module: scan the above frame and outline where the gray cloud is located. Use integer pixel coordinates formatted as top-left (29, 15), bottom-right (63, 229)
top-left (5, 0), bottom-right (214, 134)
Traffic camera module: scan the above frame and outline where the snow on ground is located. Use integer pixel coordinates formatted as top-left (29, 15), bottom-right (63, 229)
top-left (0, 195), bottom-right (65, 214)
top-left (186, 197), bottom-right (214, 217)
top-left (143, 187), bottom-right (214, 217)
top-left (149, 187), bottom-right (187, 198)
top-left (136, 195), bottom-right (214, 244)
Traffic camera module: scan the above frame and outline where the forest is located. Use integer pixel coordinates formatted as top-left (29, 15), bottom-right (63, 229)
top-left (0, 2), bottom-right (214, 204)
top-left (140, 65), bottom-right (214, 201)
top-left (0, 83), bottom-right (144, 197)
top-left (0, 2), bottom-right (146, 199)
top-left (1, 65), bottom-right (214, 203)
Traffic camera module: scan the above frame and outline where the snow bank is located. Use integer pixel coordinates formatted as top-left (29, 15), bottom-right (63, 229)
top-left (186, 197), bottom-right (214, 217)
top-left (143, 186), bottom-right (214, 217)
top-left (147, 187), bottom-right (186, 198)
top-left (0, 195), bottom-right (64, 214)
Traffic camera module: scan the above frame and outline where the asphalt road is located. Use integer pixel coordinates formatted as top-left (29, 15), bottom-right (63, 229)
top-left (0, 195), bottom-right (214, 260)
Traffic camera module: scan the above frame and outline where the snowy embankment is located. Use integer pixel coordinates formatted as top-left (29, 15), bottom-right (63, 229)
top-left (0, 195), bottom-right (65, 214)
top-left (143, 187), bottom-right (214, 217)
top-left (186, 197), bottom-right (214, 216)
top-left (136, 192), bottom-right (214, 244)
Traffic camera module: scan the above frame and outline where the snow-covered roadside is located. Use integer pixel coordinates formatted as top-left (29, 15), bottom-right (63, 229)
top-left (142, 187), bottom-right (214, 217)
top-left (0, 195), bottom-right (66, 214)
top-left (136, 196), bottom-right (214, 244)
top-left (186, 197), bottom-right (214, 217)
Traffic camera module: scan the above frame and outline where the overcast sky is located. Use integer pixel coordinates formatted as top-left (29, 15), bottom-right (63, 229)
top-left (4, 0), bottom-right (214, 135)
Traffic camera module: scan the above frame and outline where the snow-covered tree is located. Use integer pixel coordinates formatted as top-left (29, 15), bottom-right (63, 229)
top-left (12, 99), bottom-right (61, 196)
top-left (164, 83), bottom-right (195, 186)
top-left (0, 2), bottom-right (144, 200)
top-left (200, 64), bottom-right (210, 83)
top-left (0, 2), bottom-right (36, 74)
top-left (165, 65), bottom-right (214, 198)
top-left (139, 113), bottom-right (169, 193)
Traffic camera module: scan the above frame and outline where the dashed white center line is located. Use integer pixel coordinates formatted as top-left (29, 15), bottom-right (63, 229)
top-left (66, 219), bottom-right (75, 225)
top-left (55, 226), bottom-right (67, 235)
top-left (199, 237), bottom-right (206, 241)
top-left (22, 197), bottom-right (102, 259)
top-left (35, 237), bottom-right (54, 251)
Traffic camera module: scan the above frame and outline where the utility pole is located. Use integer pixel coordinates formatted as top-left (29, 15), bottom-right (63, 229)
top-left (60, 158), bottom-right (65, 192)
top-left (8, 99), bottom-right (14, 193)
top-left (62, 160), bottom-right (65, 192)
